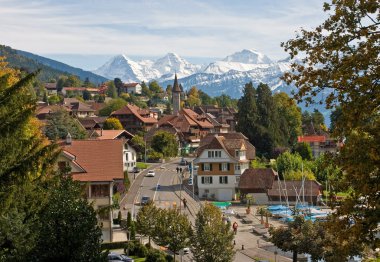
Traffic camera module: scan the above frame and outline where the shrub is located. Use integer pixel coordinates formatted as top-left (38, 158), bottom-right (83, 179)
top-left (124, 241), bottom-right (136, 255)
top-left (101, 241), bottom-right (128, 250)
top-left (135, 242), bottom-right (149, 257)
top-left (145, 249), bottom-right (166, 262)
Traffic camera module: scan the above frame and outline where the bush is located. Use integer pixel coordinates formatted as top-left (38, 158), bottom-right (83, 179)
top-left (145, 249), bottom-right (167, 262)
top-left (165, 254), bottom-right (174, 262)
top-left (124, 241), bottom-right (136, 255)
top-left (135, 242), bottom-right (149, 257)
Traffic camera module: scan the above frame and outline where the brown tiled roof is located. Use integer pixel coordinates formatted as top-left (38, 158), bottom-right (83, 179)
top-left (111, 104), bottom-right (157, 124)
top-left (267, 180), bottom-right (322, 197)
top-left (124, 83), bottom-right (140, 88)
top-left (45, 83), bottom-right (57, 90)
top-left (61, 139), bottom-right (124, 182)
top-left (94, 130), bottom-right (134, 140)
top-left (197, 132), bottom-right (255, 160)
top-left (238, 168), bottom-right (278, 192)
top-left (182, 109), bottom-right (214, 129)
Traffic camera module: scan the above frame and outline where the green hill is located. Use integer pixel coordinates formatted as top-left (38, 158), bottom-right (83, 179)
top-left (0, 45), bottom-right (108, 84)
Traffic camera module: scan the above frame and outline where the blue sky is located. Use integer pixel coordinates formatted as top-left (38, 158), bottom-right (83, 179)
top-left (1, 0), bottom-right (328, 69)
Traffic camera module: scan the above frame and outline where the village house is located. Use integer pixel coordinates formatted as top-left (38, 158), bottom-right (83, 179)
top-left (194, 105), bottom-right (237, 132)
top-left (91, 129), bottom-right (137, 172)
top-left (238, 168), bottom-right (323, 205)
top-left (297, 135), bottom-right (340, 157)
top-left (110, 104), bottom-right (158, 134)
top-left (61, 87), bottom-right (102, 97)
top-left (121, 83), bottom-right (142, 95)
top-left (63, 98), bottom-right (95, 118)
top-left (194, 132), bottom-right (255, 201)
top-left (44, 82), bottom-right (57, 95)
top-left (157, 108), bottom-right (214, 153)
top-left (57, 137), bottom-right (130, 242)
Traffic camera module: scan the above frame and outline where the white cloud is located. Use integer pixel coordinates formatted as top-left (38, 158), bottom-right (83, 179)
top-left (0, 0), bottom-right (328, 61)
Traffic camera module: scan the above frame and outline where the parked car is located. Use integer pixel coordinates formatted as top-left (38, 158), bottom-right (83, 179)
top-left (146, 170), bottom-right (155, 177)
top-left (188, 176), bottom-right (193, 185)
top-left (141, 196), bottom-right (151, 205)
top-left (108, 252), bottom-right (134, 262)
top-left (179, 158), bottom-right (187, 166)
top-left (132, 167), bottom-right (140, 173)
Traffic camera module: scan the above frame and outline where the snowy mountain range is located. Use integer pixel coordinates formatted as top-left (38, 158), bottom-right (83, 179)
top-left (94, 49), bottom-right (298, 97)
top-left (94, 49), bottom-right (329, 118)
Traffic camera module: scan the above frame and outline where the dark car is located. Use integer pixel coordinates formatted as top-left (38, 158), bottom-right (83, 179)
top-left (141, 196), bottom-right (151, 205)
top-left (108, 252), bottom-right (134, 262)
top-left (179, 158), bottom-right (187, 166)
top-left (132, 167), bottom-right (140, 173)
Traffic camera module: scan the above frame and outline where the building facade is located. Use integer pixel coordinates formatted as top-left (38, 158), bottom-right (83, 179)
top-left (194, 133), bottom-right (255, 201)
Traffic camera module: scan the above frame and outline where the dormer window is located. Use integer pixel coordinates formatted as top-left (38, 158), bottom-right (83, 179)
top-left (208, 150), bottom-right (222, 158)
top-left (235, 150), bottom-right (246, 157)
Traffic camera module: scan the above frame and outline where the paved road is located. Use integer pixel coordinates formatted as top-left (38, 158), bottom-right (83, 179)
top-left (119, 159), bottom-right (292, 262)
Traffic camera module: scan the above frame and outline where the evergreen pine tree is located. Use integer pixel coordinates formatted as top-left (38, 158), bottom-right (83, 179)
top-left (236, 82), bottom-right (259, 145)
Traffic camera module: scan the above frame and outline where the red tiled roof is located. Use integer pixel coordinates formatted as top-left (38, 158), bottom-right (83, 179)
top-left (61, 139), bottom-right (124, 182)
top-left (297, 136), bottom-right (326, 143)
top-left (94, 130), bottom-right (134, 140)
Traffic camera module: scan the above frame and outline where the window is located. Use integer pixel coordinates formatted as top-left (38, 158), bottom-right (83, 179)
top-left (208, 150), bottom-right (222, 158)
top-left (235, 164), bottom-right (240, 171)
top-left (203, 163), bottom-right (212, 171)
top-left (220, 163), bottom-right (229, 171)
top-left (58, 161), bottom-right (67, 171)
top-left (201, 176), bottom-right (213, 184)
top-left (125, 153), bottom-right (129, 161)
top-left (219, 176), bottom-right (228, 184)
top-left (91, 184), bottom-right (110, 198)
top-left (132, 153), bottom-right (135, 160)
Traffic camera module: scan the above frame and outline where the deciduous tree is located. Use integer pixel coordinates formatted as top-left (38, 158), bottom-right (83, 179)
top-left (191, 203), bottom-right (235, 262)
top-left (282, 0), bottom-right (379, 253)
top-left (103, 117), bottom-right (123, 130)
top-left (151, 131), bottom-right (178, 157)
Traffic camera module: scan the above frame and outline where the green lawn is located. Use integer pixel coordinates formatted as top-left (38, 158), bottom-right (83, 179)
top-left (136, 162), bottom-right (149, 169)
top-left (130, 256), bottom-right (146, 262)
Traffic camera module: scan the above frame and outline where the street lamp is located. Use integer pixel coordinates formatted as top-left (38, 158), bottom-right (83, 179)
top-left (274, 250), bottom-right (278, 262)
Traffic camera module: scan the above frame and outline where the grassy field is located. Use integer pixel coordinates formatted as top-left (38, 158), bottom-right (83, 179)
top-left (136, 162), bottom-right (149, 169)
top-left (130, 256), bottom-right (146, 262)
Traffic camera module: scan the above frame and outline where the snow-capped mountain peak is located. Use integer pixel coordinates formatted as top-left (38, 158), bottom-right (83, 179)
top-left (222, 49), bottom-right (272, 64)
top-left (152, 53), bottom-right (200, 78)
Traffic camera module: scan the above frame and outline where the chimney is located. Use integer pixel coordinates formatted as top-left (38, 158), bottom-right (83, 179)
top-left (65, 132), bottom-right (72, 145)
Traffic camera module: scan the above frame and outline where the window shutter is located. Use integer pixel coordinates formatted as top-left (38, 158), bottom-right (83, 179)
top-left (225, 176), bottom-right (228, 183)
top-left (201, 177), bottom-right (205, 184)
top-left (219, 176), bottom-right (222, 183)
top-left (219, 164), bottom-right (222, 171)
top-left (210, 177), bottom-right (213, 184)
top-left (227, 163), bottom-right (230, 170)
top-left (202, 164), bottom-right (204, 171)
top-left (210, 164), bottom-right (213, 171)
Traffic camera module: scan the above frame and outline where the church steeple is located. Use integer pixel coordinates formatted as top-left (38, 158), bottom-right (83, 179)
top-left (172, 73), bottom-right (181, 115)
top-left (173, 73), bottom-right (181, 93)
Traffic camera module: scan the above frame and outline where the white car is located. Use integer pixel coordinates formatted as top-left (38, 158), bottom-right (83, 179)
top-left (146, 170), bottom-right (155, 177)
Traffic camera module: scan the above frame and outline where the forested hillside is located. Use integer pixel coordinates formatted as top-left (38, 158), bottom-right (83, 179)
top-left (0, 45), bottom-right (108, 83)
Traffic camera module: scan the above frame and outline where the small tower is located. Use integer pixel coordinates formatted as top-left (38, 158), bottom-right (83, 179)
top-left (172, 73), bottom-right (181, 115)
top-left (65, 132), bottom-right (72, 145)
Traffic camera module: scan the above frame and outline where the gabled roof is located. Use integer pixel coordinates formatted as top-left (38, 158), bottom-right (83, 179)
top-left (238, 168), bottom-right (278, 192)
top-left (197, 132), bottom-right (256, 160)
top-left (45, 83), bottom-right (57, 90)
top-left (123, 83), bottom-right (140, 88)
top-left (60, 139), bottom-right (124, 182)
top-left (111, 104), bottom-right (157, 124)
top-left (94, 129), bottom-right (134, 140)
